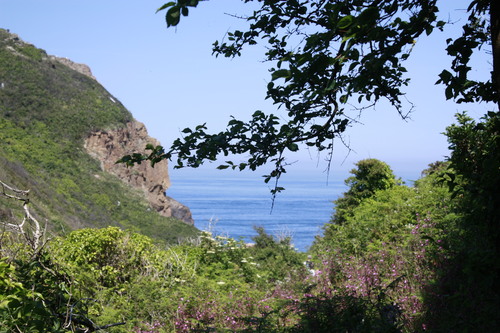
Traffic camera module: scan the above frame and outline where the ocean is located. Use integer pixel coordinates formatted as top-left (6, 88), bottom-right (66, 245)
top-left (167, 173), bottom-right (346, 252)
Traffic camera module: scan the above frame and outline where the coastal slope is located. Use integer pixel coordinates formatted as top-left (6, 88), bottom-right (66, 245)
top-left (0, 28), bottom-right (196, 242)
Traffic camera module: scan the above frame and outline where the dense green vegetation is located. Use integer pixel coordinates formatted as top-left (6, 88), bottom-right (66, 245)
top-left (4, 139), bottom-right (498, 331)
top-left (0, 29), bottom-right (197, 242)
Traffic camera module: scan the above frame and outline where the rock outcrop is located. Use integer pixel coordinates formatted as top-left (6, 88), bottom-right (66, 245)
top-left (84, 121), bottom-right (194, 225)
top-left (50, 56), bottom-right (96, 80)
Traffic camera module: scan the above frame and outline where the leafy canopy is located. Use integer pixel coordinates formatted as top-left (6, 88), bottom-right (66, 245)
top-left (119, 0), bottom-right (497, 192)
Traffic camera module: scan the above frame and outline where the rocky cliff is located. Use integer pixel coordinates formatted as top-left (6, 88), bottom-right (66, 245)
top-left (0, 28), bottom-right (196, 240)
top-left (49, 56), bottom-right (96, 80)
top-left (84, 121), bottom-right (194, 225)
top-left (51, 43), bottom-right (194, 224)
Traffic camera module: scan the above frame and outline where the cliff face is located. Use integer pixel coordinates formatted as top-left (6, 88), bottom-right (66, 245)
top-left (84, 121), bottom-right (194, 225)
top-left (51, 41), bottom-right (194, 224)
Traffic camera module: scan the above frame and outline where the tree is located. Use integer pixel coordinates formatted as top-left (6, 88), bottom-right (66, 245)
top-left (119, 0), bottom-right (498, 193)
top-left (330, 158), bottom-right (398, 225)
top-left (316, 160), bottom-right (459, 255)
top-left (421, 111), bottom-right (500, 331)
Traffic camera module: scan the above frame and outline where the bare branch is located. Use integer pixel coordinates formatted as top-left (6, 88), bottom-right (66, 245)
top-left (0, 179), bottom-right (46, 256)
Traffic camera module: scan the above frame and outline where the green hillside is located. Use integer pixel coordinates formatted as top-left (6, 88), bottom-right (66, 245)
top-left (0, 28), bottom-right (197, 243)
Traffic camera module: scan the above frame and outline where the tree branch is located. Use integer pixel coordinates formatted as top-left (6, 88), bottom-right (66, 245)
top-left (0, 180), bottom-right (44, 255)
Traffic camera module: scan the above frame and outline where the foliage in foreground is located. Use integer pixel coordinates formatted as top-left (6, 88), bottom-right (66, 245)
top-left (1, 156), bottom-right (468, 332)
top-left (2, 111), bottom-right (499, 331)
top-left (421, 112), bottom-right (500, 331)
top-left (0, 221), bottom-right (444, 332)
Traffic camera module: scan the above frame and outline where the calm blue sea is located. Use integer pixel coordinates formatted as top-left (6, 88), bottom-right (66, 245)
top-left (167, 174), bottom-right (346, 252)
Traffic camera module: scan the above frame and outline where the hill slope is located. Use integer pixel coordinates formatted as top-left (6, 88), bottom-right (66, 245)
top-left (0, 28), bottom-right (197, 243)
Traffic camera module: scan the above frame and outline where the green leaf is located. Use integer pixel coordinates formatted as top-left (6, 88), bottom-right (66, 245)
top-left (271, 187), bottom-right (285, 194)
top-left (337, 15), bottom-right (354, 30)
top-left (252, 110), bottom-right (265, 118)
top-left (287, 142), bottom-right (299, 152)
top-left (325, 80), bottom-right (336, 91)
top-left (348, 62), bottom-right (359, 71)
top-left (156, 2), bottom-right (176, 13)
top-left (271, 69), bottom-right (291, 81)
top-left (342, 33), bottom-right (357, 43)
top-left (0, 299), bottom-right (12, 310)
top-left (166, 6), bottom-right (181, 27)
top-left (438, 70), bottom-right (452, 84)
top-left (445, 86), bottom-right (454, 100)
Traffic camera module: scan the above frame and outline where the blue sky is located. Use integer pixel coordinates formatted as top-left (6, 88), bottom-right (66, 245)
top-left (0, 0), bottom-right (495, 183)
